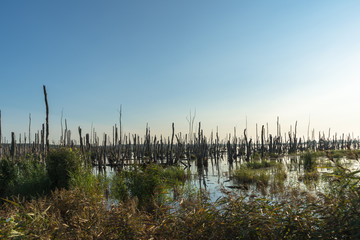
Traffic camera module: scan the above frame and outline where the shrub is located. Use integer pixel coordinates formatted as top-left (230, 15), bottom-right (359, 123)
top-left (302, 152), bottom-right (316, 171)
top-left (46, 148), bottom-right (81, 189)
top-left (111, 164), bottom-right (187, 210)
top-left (0, 157), bottom-right (50, 199)
top-left (12, 158), bottom-right (50, 198)
top-left (0, 158), bottom-right (16, 197)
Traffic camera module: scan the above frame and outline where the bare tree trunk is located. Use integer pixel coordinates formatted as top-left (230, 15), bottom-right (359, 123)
top-left (170, 123), bottom-right (175, 165)
top-left (43, 85), bottom-right (49, 154)
top-left (60, 109), bottom-right (63, 145)
top-left (103, 133), bottom-right (107, 171)
top-left (28, 113), bottom-right (31, 153)
top-left (78, 127), bottom-right (84, 154)
top-left (261, 125), bottom-right (265, 158)
top-left (244, 129), bottom-right (251, 162)
top-left (11, 132), bottom-right (15, 159)
top-left (0, 110), bottom-right (2, 158)
top-left (41, 124), bottom-right (45, 157)
top-left (64, 119), bottom-right (68, 146)
top-left (118, 105), bottom-right (123, 168)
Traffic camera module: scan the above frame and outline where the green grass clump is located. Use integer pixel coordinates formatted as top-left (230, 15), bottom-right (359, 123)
top-left (12, 158), bottom-right (50, 198)
top-left (0, 156), bottom-right (50, 199)
top-left (302, 151), bottom-right (317, 171)
top-left (0, 158), bottom-right (16, 196)
top-left (332, 150), bottom-right (345, 159)
top-left (345, 149), bottom-right (360, 160)
top-left (233, 167), bottom-right (270, 187)
top-left (246, 160), bottom-right (278, 169)
top-left (112, 164), bottom-right (188, 210)
top-left (252, 152), bottom-right (261, 160)
top-left (46, 148), bottom-right (82, 189)
top-left (274, 164), bottom-right (287, 183)
top-left (270, 165), bottom-right (287, 193)
top-left (298, 170), bottom-right (319, 182)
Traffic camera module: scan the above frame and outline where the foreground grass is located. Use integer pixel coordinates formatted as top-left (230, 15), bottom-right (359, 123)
top-left (1, 180), bottom-right (360, 239)
top-left (1, 148), bottom-right (360, 239)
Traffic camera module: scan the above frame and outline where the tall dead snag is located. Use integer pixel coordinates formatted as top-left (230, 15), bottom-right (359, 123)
top-left (244, 129), bottom-right (251, 162)
top-left (118, 105), bottom-right (123, 168)
top-left (86, 134), bottom-right (90, 151)
top-left (28, 113), bottom-right (31, 152)
top-left (103, 134), bottom-right (107, 171)
top-left (41, 124), bottom-right (45, 156)
top-left (78, 127), bottom-right (84, 154)
top-left (43, 85), bottom-right (49, 154)
top-left (60, 109), bottom-right (63, 145)
top-left (294, 121), bottom-right (298, 153)
top-left (170, 123), bottom-right (175, 165)
top-left (261, 125), bottom-right (265, 158)
top-left (0, 110), bottom-right (2, 158)
top-left (10, 132), bottom-right (15, 159)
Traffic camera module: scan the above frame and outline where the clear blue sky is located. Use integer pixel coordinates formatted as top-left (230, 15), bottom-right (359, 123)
top-left (1, 1), bottom-right (360, 143)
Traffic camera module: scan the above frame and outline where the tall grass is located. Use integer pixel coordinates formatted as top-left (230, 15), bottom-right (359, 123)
top-left (1, 148), bottom-right (360, 238)
top-left (0, 156), bottom-right (50, 199)
top-left (111, 164), bottom-right (189, 211)
top-left (246, 160), bottom-right (279, 169)
top-left (46, 147), bottom-right (82, 189)
top-left (233, 167), bottom-right (270, 188)
top-left (302, 151), bottom-right (317, 171)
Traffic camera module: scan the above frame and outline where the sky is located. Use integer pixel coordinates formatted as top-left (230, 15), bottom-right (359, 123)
top-left (1, 1), bottom-right (360, 143)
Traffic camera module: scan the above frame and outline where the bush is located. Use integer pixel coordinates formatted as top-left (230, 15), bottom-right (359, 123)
top-left (302, 152), bottom-right (316, 171)
top-left (0, 156), bottom-right (50, 199)
top-left (111, 164), bottom-right (187, 210)
top-left (0, 158), bottom-right (16, 196)
top-left (46, 148), bottom-right (81, 189)
top-left (12, 158), bottom-right (50, 198)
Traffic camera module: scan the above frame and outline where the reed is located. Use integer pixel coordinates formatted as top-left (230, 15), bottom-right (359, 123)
top-left (302, 151), bottom-right (317, 171)
top-left (233, 167), bottom-right (270, 188)
top-left (1, 163), bottom-right (360, 239)
top-left (46, 147), bottom-right (82, 189)
top-left (111, 164), bottom-right (188, 211)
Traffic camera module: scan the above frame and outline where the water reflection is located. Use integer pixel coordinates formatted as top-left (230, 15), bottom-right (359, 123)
top-left (93, 154), bottom-right (360, 203)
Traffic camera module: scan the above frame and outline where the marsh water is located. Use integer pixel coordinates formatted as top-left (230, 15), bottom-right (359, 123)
top-left (94, 154), bottom-right (360, 203)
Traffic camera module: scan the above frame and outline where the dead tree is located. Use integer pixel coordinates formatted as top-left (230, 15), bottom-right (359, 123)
top-left (170, 123), bottom-right (175, 165)
top-left (0, 110), bottom-right (2, 158)
top-left (43, 85), bottom-right (49, 154)
top-left (244, 129), bottom-right (251, 162)
top-left (28, 113), bottom-right (31, 152)
top-left (261, 125), bottom-right (265, 158)
top-left (41, 124), bottom-right (45, 157)
top-left (78, 127), bottom-right (84, 154)
top-left (10, 132), bottom-right (15, 159)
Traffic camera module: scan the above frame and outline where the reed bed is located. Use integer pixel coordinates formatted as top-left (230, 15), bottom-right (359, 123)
top-left (1, 165), bottom-right (360, 239)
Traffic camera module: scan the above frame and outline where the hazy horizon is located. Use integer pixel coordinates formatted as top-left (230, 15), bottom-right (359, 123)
top-left (1, 1), bottom-right (360, 142)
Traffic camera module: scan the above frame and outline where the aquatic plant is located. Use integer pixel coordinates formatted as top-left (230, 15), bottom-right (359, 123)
top-left (1, 164), bottom-right (360, 239)
top-left (246, 160), bottom-right (279, 169)
top-left (111, 164), bottom-right (188, 210)
top-left (302, 151), bottom-right (317, 171)
top-left (233, 167), bottom-right (270, 188)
